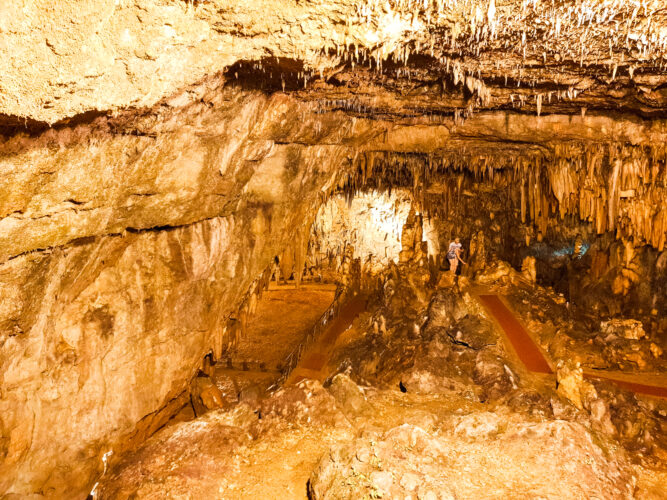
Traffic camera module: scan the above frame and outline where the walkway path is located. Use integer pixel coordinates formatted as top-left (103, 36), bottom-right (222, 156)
top-left (478, 293), bottom-right (667, 399)
top-left (231, 286), bottom-right (335, 372)
top-left (478, 295), bottom-right (553, 374)
top-left (287, 293), bottom-right (368, 384)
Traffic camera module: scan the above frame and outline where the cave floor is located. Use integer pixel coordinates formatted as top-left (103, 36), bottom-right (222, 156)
top-left (477, 291), bottom-right (667, 399)
top-left (99, 271), bottom-right (667, 499)
top-left (288, 292), bottom-right (368, 384)
top-left (501, 282), bottom-right (667, 376)
top-left (167, 285), bottom-right (337, 425)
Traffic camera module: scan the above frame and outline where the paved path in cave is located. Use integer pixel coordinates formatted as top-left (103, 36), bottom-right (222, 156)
top-left (478, 294), bottom-right (667, 399)
top-left (232, 285), bottom-right (336, 371)
top-left (288, 293), bottom-right (368, 384)
top-left (478, 294), bottom-right (553, 374)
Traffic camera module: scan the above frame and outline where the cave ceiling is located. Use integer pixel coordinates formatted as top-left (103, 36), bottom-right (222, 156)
top-left (1, 0), bottom-right (666, 261)
top-left (1, 0), bottom-right (666, 126)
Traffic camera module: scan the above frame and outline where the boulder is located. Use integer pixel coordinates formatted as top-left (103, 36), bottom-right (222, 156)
top-left (327, 373), bottom-right (369, 415)
top-left (190, 375), bottom-right (226, 417)
top-left (601, 319), bottom-right (645, 340)
top-left (555, 360), bottom-right (597, 411)
top-left (473, 350), bottom-right (513, 400)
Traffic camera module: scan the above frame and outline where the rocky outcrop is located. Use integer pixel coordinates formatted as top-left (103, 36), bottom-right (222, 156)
top-left (94, 370), bottom-right (640, 500)
top-left (97, 379), bottom-right (355, 499)
top-left (309, 421), bottom-right (634, 500)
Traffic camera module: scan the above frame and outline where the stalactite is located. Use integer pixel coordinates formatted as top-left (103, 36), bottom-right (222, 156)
top-left (327, 139), bottom-right (667, 250)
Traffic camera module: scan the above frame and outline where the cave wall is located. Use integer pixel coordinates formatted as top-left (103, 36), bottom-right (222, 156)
top-left (310, 190), bottom-right (414, 273)
top-left (2, 0), bottom-right (667, 126)
top-left (0, 81), bottom-right (360, 262)
top-left (0, 1), bottom-right (666, 498)
top-left (0, 87), bottom-right (361, 498)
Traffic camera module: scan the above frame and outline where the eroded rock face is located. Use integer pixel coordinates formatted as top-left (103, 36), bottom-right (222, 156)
top-left (0, 88), bottom-right (357, 497)
top-left (0, 83), bottom-right (360, 263)
top-left (0, 212), bottom-right (316, 496)
top-left (310, 190), bottom-right (414, 274)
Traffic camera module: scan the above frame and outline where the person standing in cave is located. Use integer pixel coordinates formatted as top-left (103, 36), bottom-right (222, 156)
top-left (447, 237), bottom-right (467, 274)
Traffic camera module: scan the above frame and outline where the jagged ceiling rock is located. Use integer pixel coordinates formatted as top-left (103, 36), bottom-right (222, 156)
top-left (1, 0), bottom-right (666, 124)
top-left (2, 82), bottom-right (666, 265)
top-left (0, 84), bottom-right (352, 262)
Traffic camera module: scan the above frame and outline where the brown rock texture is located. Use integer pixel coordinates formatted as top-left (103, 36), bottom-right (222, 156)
top-left (309, 421), bottom-right (634, 500)
top-left (0, 0), bottom-right (364, 122)
top-left (1, 84), bottom-right (666, 498)
top-left (2, 0), bottom-right (667, 123)
top-left (0, 86), bottom-right (356, 497)
top-left (0, 1), bottom-right (666, 498)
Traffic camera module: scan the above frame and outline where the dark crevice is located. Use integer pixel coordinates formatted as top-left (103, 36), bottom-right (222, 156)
top-left (3, 213), bottom-right (232, 265)
top-left (224, 57), bottom-right (307, 92)
top-left (0, 109), bottom-right (109, 138)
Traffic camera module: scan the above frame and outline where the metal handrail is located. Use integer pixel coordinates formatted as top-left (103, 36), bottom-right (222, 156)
top-left (268, 265), bottom-right (381, 389)
top-left (271, 285), bottom-right (348, 387)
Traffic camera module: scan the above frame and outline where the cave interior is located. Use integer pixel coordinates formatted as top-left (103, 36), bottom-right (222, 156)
top-left (0, 1), bottom-right (666, 499)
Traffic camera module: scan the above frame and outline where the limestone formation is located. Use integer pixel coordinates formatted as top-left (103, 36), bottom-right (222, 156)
top-left (309, 421), bottom-right (634, 500)
top-left (556, 360), bottom-right (593, 410)
top-left (602, 318), bottom-right (646, 341)
top-left (0, 0), bottom-right (666, 498)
